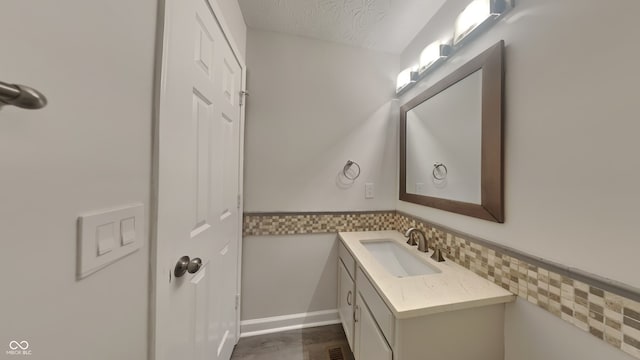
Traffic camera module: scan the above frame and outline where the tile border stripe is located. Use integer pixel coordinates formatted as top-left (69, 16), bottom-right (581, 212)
top-left (396, 210), bottom-right (640, 304)
top-left (243, 210), bottom-right (640, 303)
top-left (244, 210), bottom-right (395, 216)
top-left (243, 210), bottom-right (396, 236)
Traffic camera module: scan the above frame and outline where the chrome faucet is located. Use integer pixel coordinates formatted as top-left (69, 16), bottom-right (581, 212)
top-left (404, 228), bottom-right (429, 253)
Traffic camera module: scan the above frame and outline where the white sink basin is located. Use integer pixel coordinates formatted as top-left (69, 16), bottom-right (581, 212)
top-left (361, 240), bottom-right (441, 278)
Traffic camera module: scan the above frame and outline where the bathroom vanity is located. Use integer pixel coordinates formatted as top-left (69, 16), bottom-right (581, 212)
top-left (337, 231), bottom-right (514, 360)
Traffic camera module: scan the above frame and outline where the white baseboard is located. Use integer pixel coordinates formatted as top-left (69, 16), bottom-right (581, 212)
top-left (240, 309), bottom-right (340, 338)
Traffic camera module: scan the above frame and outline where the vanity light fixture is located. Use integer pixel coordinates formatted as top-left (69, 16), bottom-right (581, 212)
top-left (395, 0), bottom-right (512, 96)
top-left (395, 66), bottom-right (419, 95)
top-left (453, 0), bottom-right (510, 45)
top-left (418, 41), bottom-right (452, 76)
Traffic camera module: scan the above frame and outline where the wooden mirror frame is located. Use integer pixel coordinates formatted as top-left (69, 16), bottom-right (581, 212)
top-left (400, 41), bottom-right (504, 223)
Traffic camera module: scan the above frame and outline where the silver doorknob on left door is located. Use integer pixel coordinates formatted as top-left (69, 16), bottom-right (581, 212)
top-left (174, 256), bottom-right (203, 277)
top-left (187, 257), bottom-right (202, 274)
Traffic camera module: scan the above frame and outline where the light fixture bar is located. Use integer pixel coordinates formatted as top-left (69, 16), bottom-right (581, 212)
top-left (395, 0), bottom-right (511, 96)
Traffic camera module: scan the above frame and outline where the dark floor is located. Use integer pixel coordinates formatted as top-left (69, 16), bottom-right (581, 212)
top-left (231, 324), bottom-right (355, 360)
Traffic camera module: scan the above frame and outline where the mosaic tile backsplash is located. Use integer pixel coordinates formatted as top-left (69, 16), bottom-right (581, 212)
top-left (243, 210), bottom-right (640, 359)
top-left (243, 211), bottom-right (396, 236)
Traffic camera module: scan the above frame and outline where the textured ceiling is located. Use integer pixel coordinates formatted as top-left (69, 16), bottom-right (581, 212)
top-left (238, 0), bottom-right (448, 54)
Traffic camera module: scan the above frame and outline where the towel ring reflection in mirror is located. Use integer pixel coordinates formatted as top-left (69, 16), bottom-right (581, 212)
top-left (432, 162), bottom-right (448, 180)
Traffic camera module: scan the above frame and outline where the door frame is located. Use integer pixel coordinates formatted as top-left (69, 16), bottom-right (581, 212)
top-left (149, 0), bottom-right (247, 358)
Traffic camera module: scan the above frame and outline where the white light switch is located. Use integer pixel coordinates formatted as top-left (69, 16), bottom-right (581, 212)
top-left (97, 223), bottom-right (115, 255)
top-left (365, 183), bottom-right (375, 199)
top-left (121, 217), bottom-right (136, 245)
top-left (78, 203), bottom-right (144, 279)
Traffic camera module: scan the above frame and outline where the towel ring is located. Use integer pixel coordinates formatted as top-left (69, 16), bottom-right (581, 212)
top-left (343, 160), bottom-right (361, 181)
top-left (432, 162), bottom-right (447, 180)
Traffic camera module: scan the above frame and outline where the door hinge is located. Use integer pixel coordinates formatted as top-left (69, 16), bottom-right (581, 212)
top-left (239, 90), bottom-right (248, 106)
top-left (235, 294), bottom-right (240, 310)
top-left (237, 194), bottom-right (241, 209)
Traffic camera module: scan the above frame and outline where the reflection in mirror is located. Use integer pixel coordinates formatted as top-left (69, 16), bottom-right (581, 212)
top-left (405, 69), bottom-right (483, 203)
top-left (400, 41), bottom-right (504, 223)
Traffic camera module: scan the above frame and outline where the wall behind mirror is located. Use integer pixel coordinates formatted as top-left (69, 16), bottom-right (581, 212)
top-left (400, 41), bottom-right (504, 223)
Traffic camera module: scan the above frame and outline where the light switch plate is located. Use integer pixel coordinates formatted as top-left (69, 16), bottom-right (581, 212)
top-left (77, 203), bottom-right (144, 279)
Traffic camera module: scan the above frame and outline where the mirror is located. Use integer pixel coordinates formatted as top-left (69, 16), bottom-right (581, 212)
top-left (400, 41), bottom-right (504, 222)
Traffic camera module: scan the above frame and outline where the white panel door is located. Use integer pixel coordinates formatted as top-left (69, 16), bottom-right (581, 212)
top-left (154, 0), bottom-right (243, 359)
top-left (210, 5), bottom-right (243, 359)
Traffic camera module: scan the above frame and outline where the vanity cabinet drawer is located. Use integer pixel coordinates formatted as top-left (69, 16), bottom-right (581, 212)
top-left (339, 241), bottom-right (356, 280)
top-left (356, 266), bottom-right (394, 347)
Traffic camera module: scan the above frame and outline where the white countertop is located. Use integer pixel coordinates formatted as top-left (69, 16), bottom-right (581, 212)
top-left (339, 230), bottom-right (515, 319)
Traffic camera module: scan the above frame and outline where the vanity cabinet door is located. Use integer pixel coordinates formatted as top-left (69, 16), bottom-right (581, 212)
top-left (354, 293), bottom-right (392, 360)
top-left (338, 259), bottom-right (355, 349)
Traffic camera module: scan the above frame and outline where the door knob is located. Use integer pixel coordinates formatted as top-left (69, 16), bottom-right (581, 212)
top-left (187, 257), bottom-right (202, 274)
top-left (174, 256), bottom-right (203, 277)
top-left (0, 81), bottom-right (48, 109)
top-left (174, 256), bottom-right (190, 277)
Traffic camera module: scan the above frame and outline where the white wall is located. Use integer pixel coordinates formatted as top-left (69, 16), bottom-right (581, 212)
top-left (241, 30), bottom-right (399, 325)
top-left (244, 30), bottom-right (399, 212)
top-left (398, 0), bottom-right (640, 359)
top-left (241, 234), bottom-right (338, 320)
top-left (0, 1), bottom-right (157, 359)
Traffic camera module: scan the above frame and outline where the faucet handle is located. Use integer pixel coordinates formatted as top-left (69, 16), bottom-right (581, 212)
top-left (431, 246), bottom-right (446, 262)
